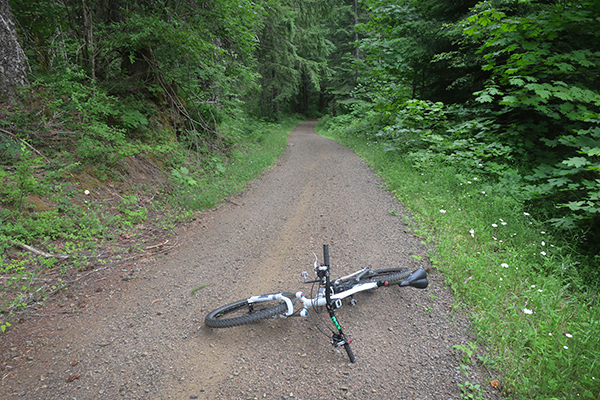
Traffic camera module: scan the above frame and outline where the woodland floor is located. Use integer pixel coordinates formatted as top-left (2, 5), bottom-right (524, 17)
top-left (0, 121), bottom-right (502, 399)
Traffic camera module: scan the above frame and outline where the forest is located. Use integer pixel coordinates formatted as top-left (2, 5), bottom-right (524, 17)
top-left (1, 0), bottom-right (599, 398)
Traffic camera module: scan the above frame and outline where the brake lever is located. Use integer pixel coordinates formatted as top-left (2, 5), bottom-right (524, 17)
top-left (301, 253), bottom-right (320, 283)
top-left (301, 271), bottom-right (309, 282)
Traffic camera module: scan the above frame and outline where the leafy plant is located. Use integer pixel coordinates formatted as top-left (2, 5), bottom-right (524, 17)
top-left (172, 166), bottom-right (198, 187)
top-left (453, 342), bottom-right (478, 365)
top-left (1, 322), bottom-right (11, 333)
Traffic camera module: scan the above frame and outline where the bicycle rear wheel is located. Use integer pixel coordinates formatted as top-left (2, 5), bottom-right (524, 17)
top-left (205, 294), bottom-right (296, 328)
top-left (360, 268), bottom-right (411, 286)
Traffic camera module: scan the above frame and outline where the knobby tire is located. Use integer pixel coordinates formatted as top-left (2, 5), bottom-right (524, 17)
top-left (360, 268), bottom-right (411, 286)
top-left (205, 294), bottom-right (296, 328)
top-left (344, 343), bottom-right (356, 363)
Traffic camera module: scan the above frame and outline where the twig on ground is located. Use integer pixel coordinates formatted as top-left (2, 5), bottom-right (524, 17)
top-left (14, 242), bottom-right (69, 259)
top-left (145, 239), bottom-right (169, 250)
top-left (0, 128), bottom-right (51, 163)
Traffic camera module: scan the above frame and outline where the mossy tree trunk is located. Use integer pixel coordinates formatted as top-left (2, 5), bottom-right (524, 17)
top-left (0, 0), bottom-right (28, 103)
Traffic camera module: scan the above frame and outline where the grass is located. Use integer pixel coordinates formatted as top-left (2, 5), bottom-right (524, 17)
top-left (318, 123), bottom-right (600, 400)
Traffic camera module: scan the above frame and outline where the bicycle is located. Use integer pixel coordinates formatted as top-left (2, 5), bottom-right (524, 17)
top-left (204, 244), bottom-right (429, 362)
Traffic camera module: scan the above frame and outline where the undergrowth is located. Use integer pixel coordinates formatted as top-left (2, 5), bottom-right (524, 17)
top-left (318, 118), bottom-right (600, 400)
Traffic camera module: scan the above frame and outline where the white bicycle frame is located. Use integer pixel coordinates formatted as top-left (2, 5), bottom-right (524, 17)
top-left (246, 267), bottom-right (378, 317)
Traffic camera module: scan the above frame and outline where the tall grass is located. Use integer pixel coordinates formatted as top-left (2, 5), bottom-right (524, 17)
top-left (318, 123), bottom-right (600, 400)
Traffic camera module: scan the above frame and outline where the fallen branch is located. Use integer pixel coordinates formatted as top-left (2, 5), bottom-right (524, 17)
top-left (14, 242), bottom-right (69, 259)
top-left (145, 239), bottom-right (169, 250)
top-left (0, 128), bottom-right (51, 164)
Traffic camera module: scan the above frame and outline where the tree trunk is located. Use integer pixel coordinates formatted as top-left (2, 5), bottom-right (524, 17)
top-left (0, 0), bottom-right (28, 103)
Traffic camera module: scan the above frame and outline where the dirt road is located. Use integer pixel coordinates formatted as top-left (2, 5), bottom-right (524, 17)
top-left (0, 121), bottom-right (499, 399)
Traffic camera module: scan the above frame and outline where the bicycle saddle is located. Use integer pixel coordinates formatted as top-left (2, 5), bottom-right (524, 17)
top-left (399, 268), bottom-right (429, 289)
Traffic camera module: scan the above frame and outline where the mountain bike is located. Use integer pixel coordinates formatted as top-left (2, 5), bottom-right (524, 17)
top-left (204, 244), bottom-right (429, 362)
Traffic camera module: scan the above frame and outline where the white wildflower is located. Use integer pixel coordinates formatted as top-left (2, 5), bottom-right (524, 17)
top-left (522, 308), bottom-right (533, 315)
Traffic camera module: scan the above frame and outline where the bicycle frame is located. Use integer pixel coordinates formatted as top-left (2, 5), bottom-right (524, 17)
top-left (245, 269), bottom-right (379, 317)
top-left (296, 280), bottom-right (378, 315)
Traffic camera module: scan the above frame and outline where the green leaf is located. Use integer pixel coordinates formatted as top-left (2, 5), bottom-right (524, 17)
top-left (586, 148), bottom-right (600, 157)
top-left (535, 89), bottom-right (551, 100)
top-left (562, 157), bottom-right (589, 168)
top-left (554, 63), bottom-right (575, 73)
top-left (509, 77), bottom-right (526, 86)
top-left (476, 94), bottom-right (494, 103)
top-left (548, 177), bottom-right (569, 187)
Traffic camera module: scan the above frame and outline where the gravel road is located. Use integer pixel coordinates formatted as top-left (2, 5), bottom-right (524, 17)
top-left (0, 121), bottom-right (501, 399)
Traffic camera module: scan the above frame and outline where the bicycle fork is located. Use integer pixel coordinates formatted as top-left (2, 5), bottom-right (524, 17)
top-left (328, 311), bottom-right (355, 362)
top-left (321, 245), bottom-right (356, 363)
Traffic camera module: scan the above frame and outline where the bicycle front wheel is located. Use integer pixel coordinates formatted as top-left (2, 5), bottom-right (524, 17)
top-left (360, 268), bottom-right (411, 286)
top-left (205, 293), bottom-right (296, 328)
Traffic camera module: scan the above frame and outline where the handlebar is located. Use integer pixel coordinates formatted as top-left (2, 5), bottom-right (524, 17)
top-left (323, 244), bottom-right (330, 267)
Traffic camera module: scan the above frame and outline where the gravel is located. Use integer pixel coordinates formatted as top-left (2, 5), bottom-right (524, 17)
top-left (0, 121), bottom-right (502, 399)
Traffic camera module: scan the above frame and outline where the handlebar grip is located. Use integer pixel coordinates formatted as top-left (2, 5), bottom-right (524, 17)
top-left (323, 244), bottom-right (330, 267)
